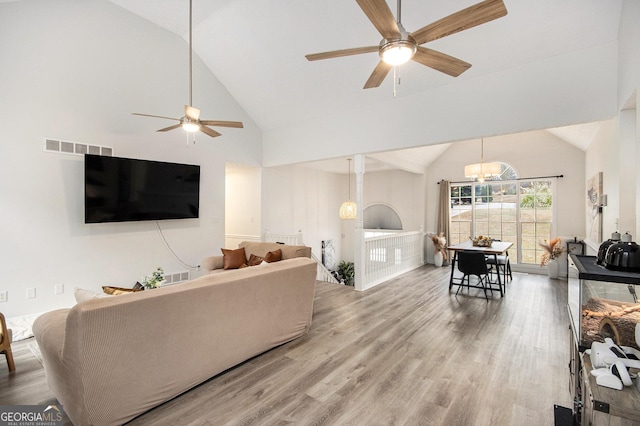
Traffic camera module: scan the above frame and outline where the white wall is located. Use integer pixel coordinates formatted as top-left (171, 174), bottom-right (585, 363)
top-left (363, 170), bottom-right (425, 232)
top-left (225, 164), bottom-right (262, 247)
top-left (0, 0), bottom-right (261, 317)
top-left (617, 0), bottom-right (640, 241)
top-left (261, 165), bottom-right (343, 263)
top-left (425, 131), bottom-right (586, 245)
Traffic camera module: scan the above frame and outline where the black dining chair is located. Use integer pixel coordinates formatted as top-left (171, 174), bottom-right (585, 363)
top-left (456, 250), bottom-right (492, 300)
top-left (485, 240), bottom-right (512, 286)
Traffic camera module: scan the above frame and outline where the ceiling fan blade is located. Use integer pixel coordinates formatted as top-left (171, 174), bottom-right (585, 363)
top-left (306, 46), bottom-right (379, 62)
top-left (200, 126), bottom-right (222, 138)
top-left (199, 120), bottom-right (244, 128)
top-left (185, 105), bottom-right (201, 120)
top-left (132, 113), bottom-right (180, 121)
top-left (412, 46), bottom-right (471, 77)
top-left (410, 0), bottom-right (507, 45)
top-left (356, 0), bottom-right (401, 40)
top-left (157, 124), bottom-right (182, 132)
top-left (363, 61), bottom-right (392, 89)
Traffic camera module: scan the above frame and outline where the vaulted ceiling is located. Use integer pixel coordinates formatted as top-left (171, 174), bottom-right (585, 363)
top-left (109, 0), bottom-right (622, 170)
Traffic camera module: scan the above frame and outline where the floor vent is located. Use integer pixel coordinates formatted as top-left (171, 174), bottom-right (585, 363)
top-left (44, 138), bottom-right (113, 157)
top-left (163, 271), bottom-right (190, 286)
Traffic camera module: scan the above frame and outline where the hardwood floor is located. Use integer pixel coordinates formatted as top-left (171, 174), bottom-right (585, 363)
top-left (0, 265), bottom-right (572, 425)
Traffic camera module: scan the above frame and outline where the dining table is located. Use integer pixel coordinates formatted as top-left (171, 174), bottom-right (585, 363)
top-left (448, 240), bottom-right (514, 297)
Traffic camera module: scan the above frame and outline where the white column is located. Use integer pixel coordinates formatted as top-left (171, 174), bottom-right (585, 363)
top-left (354, 154), bottom-right (366, 291)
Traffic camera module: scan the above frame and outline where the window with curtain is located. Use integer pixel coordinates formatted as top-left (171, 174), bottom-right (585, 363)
top-left (449, 163), bottom-right (554, 265)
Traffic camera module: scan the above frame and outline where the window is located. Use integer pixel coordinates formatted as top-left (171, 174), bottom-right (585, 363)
top-left (449, 164), bottom-right (554, 265)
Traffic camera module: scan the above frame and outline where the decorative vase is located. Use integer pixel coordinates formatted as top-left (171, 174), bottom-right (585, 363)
top-left (547, 259), bottom-right (559, 279)
top-left (434, 251), bottom-right (443, 267)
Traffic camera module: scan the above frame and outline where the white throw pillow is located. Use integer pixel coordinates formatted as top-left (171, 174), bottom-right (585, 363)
top-left (74, 287), bottom-right (110, 303)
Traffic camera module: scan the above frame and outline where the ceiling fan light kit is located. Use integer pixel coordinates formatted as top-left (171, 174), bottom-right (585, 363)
top-left (380, 39), bottom-right (416, 66)
top-left (306, 0), bottom-right (507, 89)
top-left (132, 0), bottom-right (243, 140)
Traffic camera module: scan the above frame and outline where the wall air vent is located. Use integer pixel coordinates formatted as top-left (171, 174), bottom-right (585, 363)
top-left (163, 271), bottom-right (191, 286)
top-left (44, 138), bottom-right (113, 157)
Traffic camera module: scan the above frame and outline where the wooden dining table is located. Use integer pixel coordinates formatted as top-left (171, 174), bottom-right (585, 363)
top-left (448, 240), bottom-right (514, 297)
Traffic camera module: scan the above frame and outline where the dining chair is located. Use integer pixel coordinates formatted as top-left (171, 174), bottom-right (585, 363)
top-left (0, 312), bottom-right (15, 372)
top-left (485, 239), bottom-right (512, 286)
top-left (456, 250), bottom-right (492, 300)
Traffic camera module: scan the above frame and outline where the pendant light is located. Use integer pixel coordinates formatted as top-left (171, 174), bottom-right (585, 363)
top-left (464, 138), bottom-right (501, 182)
top-left (339, 159), bottom-right (357, 219)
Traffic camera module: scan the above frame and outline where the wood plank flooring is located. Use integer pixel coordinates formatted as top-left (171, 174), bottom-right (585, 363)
top-left (0, 265), bottom-right (572, 425)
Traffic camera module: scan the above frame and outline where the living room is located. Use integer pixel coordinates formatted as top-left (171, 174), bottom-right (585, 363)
top-left (1, 0), bottom-right (639, 423)
top-left (4, 0), bottom-right (636, 321)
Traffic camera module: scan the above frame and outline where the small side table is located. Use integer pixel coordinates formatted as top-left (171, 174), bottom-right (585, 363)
top-left (566, 239), bottom-right (585, 271)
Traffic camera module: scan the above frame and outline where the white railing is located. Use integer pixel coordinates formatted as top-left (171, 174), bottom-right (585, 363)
top-left (264, 231), bottom-right (340, 285)
top-left (364, 230), bottom-right (424, 289)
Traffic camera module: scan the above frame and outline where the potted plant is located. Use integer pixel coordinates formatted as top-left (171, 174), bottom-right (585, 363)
top-left (337, 261), bottom-right (355, 286)
top-left (539, 238), bottom-right (564, 279)
top-left (142, 267), bottom-right (165, 289)
top-left (429, 232), bottom-right (448, 267)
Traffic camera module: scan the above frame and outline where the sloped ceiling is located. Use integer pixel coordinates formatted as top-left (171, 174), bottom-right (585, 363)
top-left (109, 0), bottom-right (622, 168)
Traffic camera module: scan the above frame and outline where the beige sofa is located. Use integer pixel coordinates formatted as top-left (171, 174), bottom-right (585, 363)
top-left (202, 241), bottom-right (312, 273)
top-left (33, 257), bottom-right (317, 426)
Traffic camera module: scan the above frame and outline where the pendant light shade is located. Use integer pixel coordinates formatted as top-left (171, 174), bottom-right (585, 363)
top-left (464, 138), bottom-right (501, 182)
top-left (339, 159), bottom-right (357, 219)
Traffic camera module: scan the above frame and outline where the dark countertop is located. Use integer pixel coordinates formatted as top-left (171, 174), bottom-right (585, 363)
top-left (570, 254), bottom-right (640, 284)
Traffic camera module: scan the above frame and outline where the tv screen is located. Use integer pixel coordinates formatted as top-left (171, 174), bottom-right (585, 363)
top-left (85, 154), bottom-right (200, 224)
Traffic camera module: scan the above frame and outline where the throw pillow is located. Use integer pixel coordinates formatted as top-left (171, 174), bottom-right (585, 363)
top-left (74, 287), bottom-right (110, 303)
top-left (102, 286), bottom-right (138, 295)
top-left (264, 249), bottom-right (282, 263)
top-left (248, 254), bottom-right (264, 266)
top-left (221, 247), bottom-right (248, 269)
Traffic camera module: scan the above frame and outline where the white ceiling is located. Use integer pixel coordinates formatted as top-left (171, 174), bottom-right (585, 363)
top-left (108, 0), bottom-right (621, 171)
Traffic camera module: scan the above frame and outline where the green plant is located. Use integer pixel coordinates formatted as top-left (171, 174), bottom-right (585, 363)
top-left (338, 261), bottom-right (355, 287)
top-left (142, 267), bottom-right (164, 289)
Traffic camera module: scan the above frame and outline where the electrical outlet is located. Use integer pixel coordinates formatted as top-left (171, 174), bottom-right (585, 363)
top-left (0, 291), bottom-right (7, 303)
top-left (55, 284), bottom-right (64, 295)
top-left (26, 288), bottom-right (36, 299)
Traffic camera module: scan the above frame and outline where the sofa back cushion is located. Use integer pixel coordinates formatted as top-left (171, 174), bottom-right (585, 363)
top-left (239, 241), bottom-right (311, 260)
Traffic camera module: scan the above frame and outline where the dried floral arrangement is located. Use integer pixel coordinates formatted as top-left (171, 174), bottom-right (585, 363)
top-left (539, 237), bottom-right (564, 266)
top-left (429, 232), bottom-right (448, 261)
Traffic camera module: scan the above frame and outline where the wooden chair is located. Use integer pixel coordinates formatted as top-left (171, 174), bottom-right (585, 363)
top-left (456, 250), bottom-right (492, 300)
top-left (0, 312), bottom-right (15, 372)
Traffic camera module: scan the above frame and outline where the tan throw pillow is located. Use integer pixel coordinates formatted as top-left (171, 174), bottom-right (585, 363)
top-left (102, 286), bottom-right (138, 295)
top-left (264, 249), bottom-right (282, 263)
top-left (248, 254), bottom-right (264, 266)
top-left (221, 247), bottom-right (247, 269)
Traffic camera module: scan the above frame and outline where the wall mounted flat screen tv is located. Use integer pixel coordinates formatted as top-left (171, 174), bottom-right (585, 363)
top-left (85, 154), bottom-right (200, 224)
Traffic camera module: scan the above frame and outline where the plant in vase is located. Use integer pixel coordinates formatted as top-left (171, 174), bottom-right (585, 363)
top-left (539, 237), bottom-right (563, 279)
top-left (429, 232), bottom-right (448, 267)
top-left (142, 267), bottom-right (165, 289)
top-left (539, 237), bottom-right (564, 266)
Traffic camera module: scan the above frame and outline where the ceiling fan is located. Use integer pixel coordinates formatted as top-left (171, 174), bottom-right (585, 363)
top-left (305, 0), bottom-right (508, 89)
top-left (132, 0), bottom-right (243, 139)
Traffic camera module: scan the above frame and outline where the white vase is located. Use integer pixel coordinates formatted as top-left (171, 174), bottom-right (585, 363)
top-left (547, 259), bottom-right (559, 279)
top-left (434, 251), bottom-right (443, 267)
